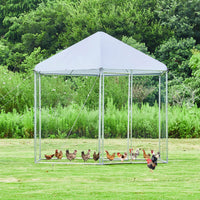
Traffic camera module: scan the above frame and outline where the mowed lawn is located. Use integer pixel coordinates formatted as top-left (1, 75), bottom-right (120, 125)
top-left (0, 139), bottom-right (199, 200)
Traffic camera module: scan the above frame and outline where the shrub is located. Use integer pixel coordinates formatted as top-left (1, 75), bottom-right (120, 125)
top-left (0, 100), bottom-right (199, 138)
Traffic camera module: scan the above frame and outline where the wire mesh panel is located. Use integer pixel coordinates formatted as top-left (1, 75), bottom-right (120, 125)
top-left (34, 71), bottom-right (168, 165)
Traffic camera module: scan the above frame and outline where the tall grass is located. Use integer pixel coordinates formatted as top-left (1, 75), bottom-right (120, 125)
top-left (0, 101), bottom-right (199, 138)
top-left (168, 104), bottom-right (200, 138)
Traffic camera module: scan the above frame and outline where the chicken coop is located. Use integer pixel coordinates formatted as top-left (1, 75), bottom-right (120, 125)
top-left (34, 32), bottom-right (168, 165)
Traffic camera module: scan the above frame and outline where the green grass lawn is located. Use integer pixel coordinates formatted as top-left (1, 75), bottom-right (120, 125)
top-left (0, 139), bottom-right (200, 200)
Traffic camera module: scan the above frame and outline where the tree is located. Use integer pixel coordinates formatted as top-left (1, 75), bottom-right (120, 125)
top-left (156, 0), bottom-right (200, 43)
top-left (0, 39), bottom-right (9, 65)
top-left (0, 0), bottom-right (48, 36)
top-left (168, 49), bottom-right (200, 107)
top-left (2, 0), bottom-right (173, 73)
top-left (189, 49), bottom-right (200, 78)
top-left (122, 36), bottom-right (149, 54)
top-left (155, 37), bottom-right (196, 80)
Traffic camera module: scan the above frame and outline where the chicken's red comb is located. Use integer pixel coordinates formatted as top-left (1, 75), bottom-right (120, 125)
top-left (151, 150), bottom-right (154, 154)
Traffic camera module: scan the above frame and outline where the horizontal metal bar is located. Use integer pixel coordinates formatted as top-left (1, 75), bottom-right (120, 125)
top-left (37, 158), bottom-right (167, 165)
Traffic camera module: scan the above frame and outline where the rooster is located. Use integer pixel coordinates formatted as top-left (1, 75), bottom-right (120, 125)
top-left (66, 149), bottom-right (77, 161)
top-left (105, 150), bottom-right (115, 161)
top-left (151, 150), bottom-right (160, 165)
top-left (143, 149), bottom-right (160, 172)
top-left (93, 151), bottom-right (100, 161)
top-left (45, 154), bottom-right (54, 160)
top-left (81, 149), bottom-right (91, 162)
top-left (117, 152), bottom-right (127, 162)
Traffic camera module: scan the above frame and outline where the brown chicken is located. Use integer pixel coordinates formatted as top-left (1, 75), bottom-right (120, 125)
top-left (93, 151), bottom-right (100, 161)
top-left (117, 152), bottom-right (127, 162)
top-left (105, 150), bottom-right (115, 161)
top-left (66, 149), bottom-right (77, 161)
top-left (55, 150), bottom-right (63, 159)
top-left (55, 149), bottom-right (59, 158)
top-left (81, 149), bottom-right (91, 162)
top-left (143, 149), bottom-right (151, 159)
top-left (45, 154), bottom-right (54, 160)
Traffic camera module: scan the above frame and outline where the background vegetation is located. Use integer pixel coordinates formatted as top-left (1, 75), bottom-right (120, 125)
top-left (0, 101), bottom-right (200, 139)
top-left (1, 0), bottom-right (200, 138)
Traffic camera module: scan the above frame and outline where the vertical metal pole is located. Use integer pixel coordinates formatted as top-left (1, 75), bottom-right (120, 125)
top-left (98, 70), bottom-right (102, 164)
top-left (127, 74), bottom-right (130, 159)
top-left (159, 76), bottom-right (161, 154)
top-left (39, 73), bottom-right (42, 160)
top-left (34, 71), bottom-right (37, 163)
top-left (130, 72), bottom-right (133, 153)
top-left (102, 72), bottom-right (104, 164)
top-left (166, 72), bottom-right (168, 163)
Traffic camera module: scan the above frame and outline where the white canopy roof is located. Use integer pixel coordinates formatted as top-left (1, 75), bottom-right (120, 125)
top-left (34, 31), bottom-right (167, 76)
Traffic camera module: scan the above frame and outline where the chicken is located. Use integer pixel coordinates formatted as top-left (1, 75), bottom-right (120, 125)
top-left (55, 150), bottom-right (63, 159)
top-left (143, 149), bottom-right (160, 172)
top-left (117, 152), bottom-right (127, 162)
top-left (81, 149), bottom-right (91, 162)
top-left (135, 148), bottom-right (140, 157)
top-left (55, 149), bottom-right (59, 158)
top-left (105, 150), bottom-right (115, 161)
top-left (129, 148), bottom-right (140, 160)
top-left (151, 150), bottom-right (160, 165)
top-left (142, 149), bottom-right (151, 160)
top-left (45, 154), bottom-right (54, 160)
top-left (93, 151), bottom-right (100, 161)
top-left (86, 149), bottom-right (91, 158)
top-left (151, 150), bottom-right (160, 158)
top-left (66, 149), bottom-right (77, 161)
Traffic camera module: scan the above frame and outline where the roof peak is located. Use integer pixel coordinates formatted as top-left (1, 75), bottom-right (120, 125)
top-left (35, 31), bottom-right (167, 75)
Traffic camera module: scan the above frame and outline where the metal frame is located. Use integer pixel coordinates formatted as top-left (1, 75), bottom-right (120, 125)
top-left (34, 70), bottom-right (168, 165)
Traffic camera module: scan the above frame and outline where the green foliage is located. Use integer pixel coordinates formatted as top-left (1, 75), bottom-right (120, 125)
top-left (0, 100), bottom-right (199, 139)
top-left (168, 81), bottom-right (199, 107)
top-left (122, 36), bottom-right (149, 54)
top-left (168, 104), bottom-right (200, 138)
top-left (0, 67), bottom-right (34, 112)
top-left (0, 0), bottom-right (199, 73)
top-left (21, 47), bottom-right (45, 73)
top-left (156, 0), bottom-right (200, 43)
top-left (168, 49), bottom-right (200, 107)
top-left (104, 77), bottom-right (128, 109)
top-left (189, 49), bottom-right (200, 77)
top-left (1, 0), bottom-right (174, 72)
top-left (0, 39), bottom-right (10, 65)
top-left (0, 0), bottom-right (200, 139)
top-left (155, 37), bottom-right (196, 79)
top-left (69, 76), bottom-right (99, 109)
top-left (0, 0), bottom-right (48, 36)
